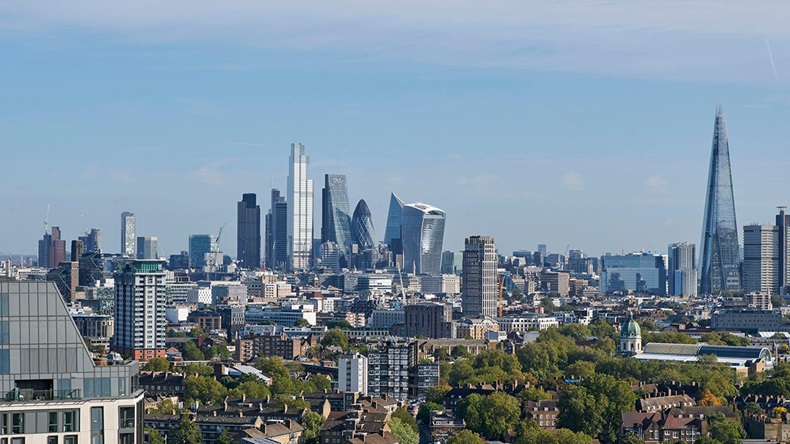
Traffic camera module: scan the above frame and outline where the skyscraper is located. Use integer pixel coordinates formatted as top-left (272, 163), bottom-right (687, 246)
top-left (287, 143), bottom-right (314, 271)
top-left (462, 236), bottom-right (497, 318)
top-left (401, 202), bottom-right (446, 275)
top-left (237, 193), bottom-right (261, 269)
top-left (351, 199), bottom-right (376, 250)
top-left (121, 211), bottom-right (136, 257)
top-left (266, 189), bottom-right (288, 270)
top-left (321, 174), bottom-right (352, 258)
top-left (79, 228), bottom-right (102, 254)
top-left (136, 236), bottom-right (158, 260)
top-left (189, 234), bottom-right (218, 268)
top-left (742, 225), bottom-right (780, 295)
top-left (699, 106), bottom-right (740, 294)
top-left (384, 193), bottom-right (405, 248)
top-left (777, 207), bottom-right (790, 295)
top-left (668, 242), bottom-right (697, 296)
top-left (338, 353), bottom-right (368, 395)
top-left (113, 259), bottom-right (167, 360)
top-left (39, 226), bottom-right (66, 269)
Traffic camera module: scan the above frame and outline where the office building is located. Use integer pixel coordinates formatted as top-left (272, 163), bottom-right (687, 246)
top-left (462, 236), bottom-right (497, 318)
top-left (121, 211), bottom-right (136, 257)
top-left (351, 199), bottom-right (375, 250)
top-left (237, 193), bottom-right (262, 269)
top-left (266, 189), bottom-right (288, 270)
top-left (743, 225), bottom-right (780, 295)
top-left (79, 228), bottom-right (102, 254)
top-left (189, 234), bottom-right (218, 269)
top-left (699, 106), bottom-right (741, 294)
top-left (338, 353), bottom-right (369, 395)
top-left (600, 252), bottom-right (667, 295)
top-left (287, 143), bottom-right (314, 271)
top-left (113, 259), bottom-right (167, 360)
top-left (38, 226), bottom-right (66, 270)
top-left (0, 280), bottom-right (145, 444)
top-left (404, 302), bottom-right (453, 338)
top-left (136, 236), bottom-right (158, 260)
top-left (441, 251), bottom-right (462, 275)
top-left (711, 308), bottom-right (782, 332)
top-left (384, 193), bottom-right (405, 248)
top-left (321, 174), bottom-right (352, 262)
top-left (668, 242), bottom-right (697, 296)
top-left (245, 304), bottom-right (317, 326)
top-left (401, 203), bottom-right (446, 275)
top-left (777, 207), bottom-right (790, 294)
top-left (321, 241), bottom-right (341, 273)
top-left (420, 274), bottom-right (461, 294)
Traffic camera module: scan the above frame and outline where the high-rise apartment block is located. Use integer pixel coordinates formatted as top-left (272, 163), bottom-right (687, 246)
top-left (113, 259), bottom-right (167, 360)
top-left (401, 203), bottom-right (446, 275)
top-left (462, 235), bottom-right (497, 318)
top-left (237, 193), bottom-right (261, 269)
top-left (668, 242), bottom-right (697, 296)
top-left (0, 281), bottom-right (145, 444)
top-left (266, 189), bottom-right (288, 270)
top-left (777, 207), bottom-right (790, 295)
top-left (743, 225), bottom-right (780, 295)
top-left (367, 341), bottom-right (417, 402)
top-left (136, 236), bottom-right (158, 260)
top-left (338, 353), bottom-right (368, 395)
top-left (287, 143), bottom-right (314, 271)
top-left (121, 212), bottom-right (136, 257)
top-left (699, 106), bottom-right (740, 294)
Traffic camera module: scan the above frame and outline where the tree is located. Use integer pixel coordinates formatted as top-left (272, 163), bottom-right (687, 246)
top-left (257, 357), bottom-right (290, 379)
top-left (302, 411), bottom-right (325, 444)
top-left (327, 319), bottom-right (352, 329)
top-left (418, 402), bottom-right (444, 423)
top-left (146, 427), bottom-right (165, 444)
top-left (391, 407), bottom-right (418, 433)
top-left (434, 348), bottom-right (449, 361)
top-left (540, 297), bottom-right (557, 314)
top-left (182, 363), bottom-right (214, 376)
top-left (182, 341), bottom-right (205, 361)
top-left (447, 430), bottom-right (485, 444)
top-left (169, 415), bottom-right (203, 444)
top-left (457, 392), bottom-right (520, 440)
top-left (295, 318), bottom-right (311, 327)
top-left (425, 385), bottom-right (451, 404)
top-left (710, 420), bottom-right (745, 444)
top-left (150, 398), bottom-right (185, 414)
top-left (229, 380), bottom-right (271, 399)
top-left (694, 437), bottom-right (718, 444)
top-left (188, 326), bottom-right (205, 338)
top-left (743, 402), bottom-right (764, 417)
top-left (210, 344), bottom-right (231, 360)
top-left (558, 374), bottom-right (636, 441)
top-left (216, 428), bottom-right (232, 444)
top-left (697, 388), bottom-right (722, 406)
top-left (772, 294), bottom-right (785, 307)
top-left (388, 417), bottom-right (418, 444)
top-left (310, 374), bottom-right (332, 392)
top-left (320, 329), bottom-right (350, 350)
top-left (451, 345), bottom-right (471, 359)
top-left (146, 357), bottom-right (170, 372)
top-left (516, 386), bottom-right (551, 402)
top-left (619, 433), bottom-right (645, 444)
top-left (184, 376), bottom-right (227, 405)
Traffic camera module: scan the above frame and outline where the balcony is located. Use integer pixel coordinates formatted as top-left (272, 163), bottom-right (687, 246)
top-left (4, 389), bottom-right (81, 402)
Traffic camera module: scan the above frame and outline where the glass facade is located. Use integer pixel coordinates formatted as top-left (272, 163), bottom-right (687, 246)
top-left (401, 203), bottom-right (446, 276)
top-left (351, 199), bottom-right (375, 250)
top-left (266, 189), bottom-right (288, 270)
top-left (287, 143), bottom-right (314, 271)
top-left (383, 193), bottom-right (405, 246)
top-left (236, 193), bottom-right (261, 269)
top-left (188, 234), bottom-right (217, 269)
top-left (321, 174), bottom-right (352, 262)
top-left (699, 106), bottom-right (740, 294)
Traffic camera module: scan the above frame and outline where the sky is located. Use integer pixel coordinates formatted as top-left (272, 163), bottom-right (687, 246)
top-left (2, 1), bottom-right (790, 259)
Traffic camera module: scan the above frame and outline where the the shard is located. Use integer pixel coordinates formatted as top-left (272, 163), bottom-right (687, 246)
top-left (699, 106), bottom-right (740, 295)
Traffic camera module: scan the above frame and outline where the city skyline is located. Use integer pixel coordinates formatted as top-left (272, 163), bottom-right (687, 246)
top-left (4, 2), bottom-right (790, 259)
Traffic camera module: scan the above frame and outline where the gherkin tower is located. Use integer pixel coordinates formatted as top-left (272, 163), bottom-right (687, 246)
top-left (699, 106), bottom-right (740, 295)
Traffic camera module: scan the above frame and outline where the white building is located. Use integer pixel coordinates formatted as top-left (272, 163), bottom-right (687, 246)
top-left (245, 304), bottom-right (317, 326)
top-left (338, 353), bottom-right (368, 395)
top-left (121, 211), bottom-right (136, 257)
top-left (368, 310), bottom-right (405, 330)
top-left (166, 306), bottom-right (190, 323)
top-left (496, 314), bottom-right (559, 332)
top-left (113, 259), bottom-right (167, 360)
top-left (743, 225), bottom-right (781, 296)
top-left (288, 143), bottom-right (314, 271)
top-left (421, 274), bottom-right (461, 294)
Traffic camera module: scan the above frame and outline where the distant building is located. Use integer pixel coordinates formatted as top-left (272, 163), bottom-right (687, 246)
top-left (237, 193), bottom-right (262, 269)
top-left (540, 271), bottom-right (570, 297)
top-left (384, 193), bottom-right (405, 249)
top-left (245, 304), bottom-right (317, 326)
top-left (404, 302), bottom-right (454, 339)
top-left (441, 251), bottom-right (462, 275)
top-left (711, 308), bottom-right (782, 332)
top-left (668, 242), bottom-right (697, 296)
top-left (38, 226), bottom-right (66, 269)
top-left (462, 236), bottom-right (497, 318)
top-left (288, 143), bottom-right (314, 271)
top-left (78, 228), bottom-right (102, 254)
top-left (113, 259), bottom-right (167, 360)
top-left (121, 211), bottom-right (136, 257)
top-left (421, 274), bottom-right (461, 294)
top-left (266, 189), bottom-right (288, 270)
top-left (601, 252), bottom-right (667, 295)
top-left (351, 199), bottom-right (376, 250)
top-left (777, 207), bottom-right (790, 295)
top-left (743, 224), bottom-right (780, 295)
top-left (136, 236), bottom-right (158, 260)
top-left (189, 234), bottom-right (218, 269)
top-left (620, 313), bottom-right (642, 355)
top-left (401, 202), bottom-right (446, 275)
top-left (338, 353), bottom-right (369, 395)
top-left (322, 174), bottom-right (352, 264)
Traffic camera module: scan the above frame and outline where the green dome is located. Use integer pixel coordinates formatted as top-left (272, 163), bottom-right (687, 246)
top-left (621, 313), bottom-right (641, 338)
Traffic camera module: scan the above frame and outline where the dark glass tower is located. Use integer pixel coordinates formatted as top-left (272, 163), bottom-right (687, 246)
top-left (351, 199), bottom-right (376, 249)
top-left (384, 193), bottom-right (405, 247)
top-left (237, 193), bottom-right (261, 269)
top-left (699, 106), bottom-right (740, 295)
top-left (266, 189), bottom-right (288, 270)
top-left (321, 174), bottom-right (353, 256)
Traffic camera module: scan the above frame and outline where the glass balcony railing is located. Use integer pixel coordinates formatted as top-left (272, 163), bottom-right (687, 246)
top-left (5, 389), bottom-right (81, 402)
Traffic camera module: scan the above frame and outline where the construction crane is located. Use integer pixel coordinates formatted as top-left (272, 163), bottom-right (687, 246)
top-left (81, 214), bottom-right (90, 237)
top-left (43, 205), bottom-right (50, 235)
top-left (206, 223), bottom-right (226, 277)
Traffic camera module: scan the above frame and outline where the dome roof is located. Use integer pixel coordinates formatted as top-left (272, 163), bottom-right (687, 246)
top-left (621, 312), bottom-right (641, 338)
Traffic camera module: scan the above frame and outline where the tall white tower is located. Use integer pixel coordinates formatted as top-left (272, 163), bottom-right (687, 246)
top-left (338, 352), bottom-right (368, 395)
top-left (121, 212), bottom-right (136, 257)
top-left (287, 143), bottom-right (314, 271)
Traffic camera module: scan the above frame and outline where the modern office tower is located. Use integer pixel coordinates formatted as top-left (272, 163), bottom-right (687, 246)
top-left (39, 226), bottom-right (66, 269)
top-left (78, 228), bottom-right (102, 254)
top-left (699, 106), bottom-right (740, 294)
top-left (113, 259), bottom-right (167, 360)
top-left (121, 211), bottom-right (136, 257)
top-left (384, 193), bottom-right (405, 248)
top-left (441, 251), bottom-right (463, 275)
top-left (462, 236), bottom-right (497, 318)
top-left (600, 252), bottom-right (668, 295)
top-left (743, 225), bottom-right (780, 295)
top-left (668, 242), bottom-right (697, 296)
top-left (287, 143), bottom-right (314, 271)
top-left (401, 203), bottom-right (446, 275)
top-left (538, 244), bottom-right (547, 258)
top-left (0, 281), bottom-right (145, 444)
top-left (189, 234), bottom-right (217, 269)
top-left (338, 353), bottom-right (369, 395)
top-left (322, 174), bottom-right (352, 260)
top-left (351, 199), bottom-right (376, 250)
top-left (38, 232), bottom-right (52, 268)
top-left (237, 193), bottom-right (261, 269)
top-left (266, 189), bottom-right (288, 270)
top-left (321, 241), bottom-right (341, 273)
top-left (777, 207), bottom-right (790, 294)
top-left (136, 236), bottom-right (158, 260)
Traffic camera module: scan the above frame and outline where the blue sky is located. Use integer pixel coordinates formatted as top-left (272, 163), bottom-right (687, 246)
top-left (2, 1), bottom-right (790, 258)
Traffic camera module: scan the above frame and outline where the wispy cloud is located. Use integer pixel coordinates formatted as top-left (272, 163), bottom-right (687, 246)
top-left (190, 159), bottom-right (235, 186)
top-left (561, 172), bottom-right (585, 191)
top-left (645, 175), bottom-right (668, 193)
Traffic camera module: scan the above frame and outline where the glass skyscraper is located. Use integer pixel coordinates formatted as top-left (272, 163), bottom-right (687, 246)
top-left (189, 234), bottom-right (218, 268)
top-left (266, 189), bottom-right (288, 270)
top-left (121, 211), bottom-right (136, 257)
top-left (384, 193), bottom-right (405, 247)
top-left (401, 202), bottom-right (446, 275)
top-left (288, 143), bottom-right (314, 271)
top-left (351, 199), bottom-right (376, 249)
top-left (321, 174), bottom-right (352, 259)
top-left (699, 106), bottom-right (740, 294)
top-left (668, 242), bottom-right (697, 296)
top-left (237, 193), bottom-right (261, 269)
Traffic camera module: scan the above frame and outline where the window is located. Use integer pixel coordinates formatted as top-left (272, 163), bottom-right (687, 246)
top-left (119, 434), bottom-right (134, 444)
top-left (63, 412), bottom-right (76, 432)
top-left (47, 437), bottom-right (57, 444)
top-left (10, 414), bottom-right (23, 434)
top-left (90, 408), bottom-right (103, 444)
top-left (48, 412), bottom-right (58, 433)
top-left (119, 407), bottom-right (134, 429)
top-left (10, 438), bottom-right (23, 444)
top-left (64, 436), bottom-right (77, 444)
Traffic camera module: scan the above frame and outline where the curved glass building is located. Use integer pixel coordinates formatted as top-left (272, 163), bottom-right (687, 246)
top-left (322, 174), bottom-right (352, 260)
top-left (699, 106), bottom-right (740, 294)
top-left (384, 193), bottom-right (405, 246)
top-left (401, 202), bottom-right (446, 275)
top-left (351, 199), bottom-right (376, 249)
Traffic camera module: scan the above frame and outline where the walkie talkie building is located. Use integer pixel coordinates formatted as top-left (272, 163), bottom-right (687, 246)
top-left (699, 106), bottom-right (740, 295)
